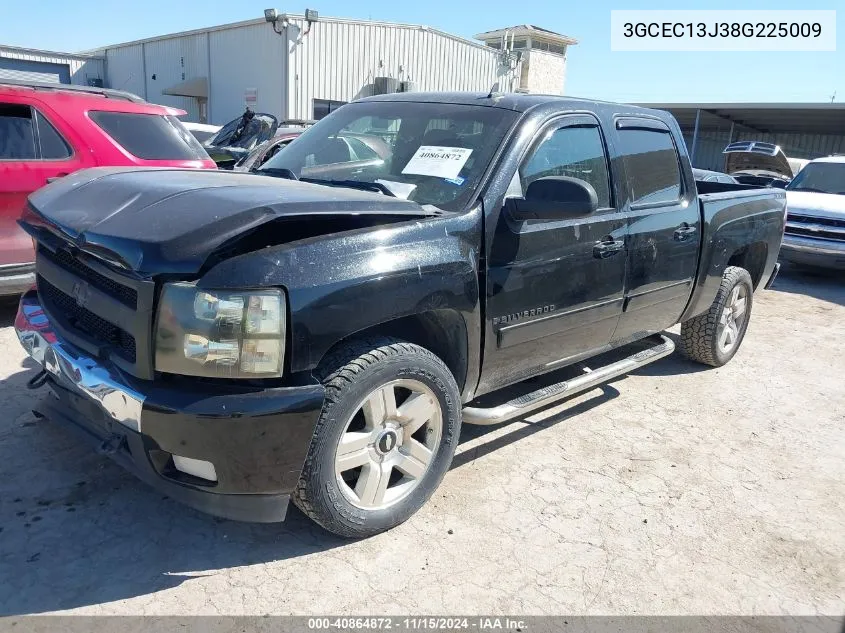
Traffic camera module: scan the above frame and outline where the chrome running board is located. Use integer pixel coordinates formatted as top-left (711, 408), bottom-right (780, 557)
top-left (462, 334), bottom-right (675, 426)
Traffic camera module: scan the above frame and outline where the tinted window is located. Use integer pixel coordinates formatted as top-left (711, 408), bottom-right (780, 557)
top-left (90, 112), bottom-right (208, 160)
top-left (35, 110), bottom-right (72, 159)
top-left (313, 99), bottom-right (346, 121)
top-left (0, 103), bottom-right (36, 160)
top-left (521, 124), bottom-right (611, 208)
top-left (617, 128), bottom-right (682, 205)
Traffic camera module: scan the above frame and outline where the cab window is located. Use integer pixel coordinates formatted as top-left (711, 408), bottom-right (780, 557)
top-left (520, 124), bottom-right (612, 209)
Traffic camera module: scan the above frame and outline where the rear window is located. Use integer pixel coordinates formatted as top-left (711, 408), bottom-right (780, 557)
top-left (617, 128), bottom-right (682, 206)
top-left (90, 111), bottom-right (209, 160)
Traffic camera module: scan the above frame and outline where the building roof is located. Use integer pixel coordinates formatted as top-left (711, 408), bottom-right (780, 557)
top-left (0, 44), bottom-right (102, 61)
top-left (87, 15), bottom-right (509, 54)
top-left (474, 25), bottom-right (579, 46)
top-left (640, 102), bottom-right (845, 135)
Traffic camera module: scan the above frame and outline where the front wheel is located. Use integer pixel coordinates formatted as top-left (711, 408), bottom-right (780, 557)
top-left (680, 266), bottom-right (754, 367)
top-left (293, 337), bottom-right (461, 538)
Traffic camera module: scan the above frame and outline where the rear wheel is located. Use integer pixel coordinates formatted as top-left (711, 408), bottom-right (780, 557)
top-left (680, 266), bottom-right (753, 367)
top-left (293, 337), bottom-right (461, 538)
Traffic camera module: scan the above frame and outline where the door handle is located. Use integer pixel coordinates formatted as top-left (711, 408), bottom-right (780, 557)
top-left (593, 239), bottom-right (625, 259)
top-left (46, 173), bottom-right (68, 183)
top-left (674, 224), bottom-right (697, 241)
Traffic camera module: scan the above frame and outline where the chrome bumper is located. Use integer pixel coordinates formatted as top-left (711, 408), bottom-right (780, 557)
top-left (781, 233), bottom-right (845, 256)
top-left (15, 292), bottom-right (145, 432)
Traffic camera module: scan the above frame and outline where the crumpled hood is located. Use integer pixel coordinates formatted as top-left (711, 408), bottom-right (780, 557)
top-left (724, 143), bottom-right (793, 179)
top-left (786, 190), bottom-right (845, 221)
top-left (24, 167), bottom-right (430, 276)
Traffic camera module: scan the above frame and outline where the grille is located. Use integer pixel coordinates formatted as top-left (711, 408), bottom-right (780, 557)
top-left (39, 276), bottom-right (137, 363)
top-left (785, 214), bottom-right (845, 242)
top-left (39, 247), bottom-right (138, 308)
top-left (788, 214), bottom-right (845, 228)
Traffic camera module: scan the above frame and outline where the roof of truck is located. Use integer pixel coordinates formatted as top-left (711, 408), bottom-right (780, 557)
top-left (357, 91), bottom-right (665, 116)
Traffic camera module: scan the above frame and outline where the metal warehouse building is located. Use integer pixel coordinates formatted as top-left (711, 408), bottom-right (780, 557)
top-left (0, 45), bottom-right (104, 85)
top-left (87, 15), bottom-right (576, 125)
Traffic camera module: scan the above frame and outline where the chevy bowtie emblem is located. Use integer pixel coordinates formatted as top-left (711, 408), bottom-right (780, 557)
top-left (71, 281), bottom-right (91, 308)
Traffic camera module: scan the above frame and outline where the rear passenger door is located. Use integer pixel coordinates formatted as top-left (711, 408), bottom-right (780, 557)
top-left (0, 100), bottom-right (87, 267)
top-left (612, 117), bottom-right (700, 341)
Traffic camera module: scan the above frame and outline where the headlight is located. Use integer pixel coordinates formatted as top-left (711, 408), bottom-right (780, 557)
top-left (154, 283), bottom-right (285, 378)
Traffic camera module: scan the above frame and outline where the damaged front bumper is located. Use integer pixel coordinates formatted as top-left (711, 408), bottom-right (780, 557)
top-left (15, 290), bottom-right (325, 523)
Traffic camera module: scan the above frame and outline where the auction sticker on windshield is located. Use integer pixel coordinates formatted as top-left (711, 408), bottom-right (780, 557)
top-left (402, 146), bottom-right (473, 179)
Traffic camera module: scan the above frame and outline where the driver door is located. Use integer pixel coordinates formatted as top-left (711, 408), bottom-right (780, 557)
top-left (479, 115), bottom-right (627, 393)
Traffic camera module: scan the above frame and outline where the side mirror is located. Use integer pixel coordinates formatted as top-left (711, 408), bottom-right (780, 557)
top-left (506, 176), bottom-right (599, 221)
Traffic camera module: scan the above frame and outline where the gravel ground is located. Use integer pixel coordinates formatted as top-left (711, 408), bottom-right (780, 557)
top-left (0, 263), bottom-right (842, 616)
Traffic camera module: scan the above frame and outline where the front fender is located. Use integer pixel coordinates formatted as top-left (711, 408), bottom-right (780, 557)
top-left (199, 208), bottom-right (483, 375)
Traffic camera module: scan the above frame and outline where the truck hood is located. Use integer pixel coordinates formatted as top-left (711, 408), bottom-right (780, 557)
top-left (785, 190), bottom-right (845, 220)
top-left (724, 141), bottom-right (794, 178)
top-left (24, 167), bottom-right (433, 276)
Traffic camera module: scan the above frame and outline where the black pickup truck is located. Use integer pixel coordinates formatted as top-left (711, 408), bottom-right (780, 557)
top-left (15, 92), bottom-right (786, 538)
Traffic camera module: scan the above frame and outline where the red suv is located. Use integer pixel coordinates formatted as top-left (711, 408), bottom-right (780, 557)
top-left (0, 81), bottom-right (216, 295)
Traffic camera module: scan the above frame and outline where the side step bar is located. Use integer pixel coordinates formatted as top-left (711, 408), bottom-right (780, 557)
top-left (462, 334), bottom-right (675, 426)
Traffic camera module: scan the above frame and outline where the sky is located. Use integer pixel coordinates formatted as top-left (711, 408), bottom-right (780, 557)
top-left (0, 0), bottom-right (842, 103)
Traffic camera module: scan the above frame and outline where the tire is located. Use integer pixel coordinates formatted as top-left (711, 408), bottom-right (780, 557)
top-left (680, 266), bottom-right (754, 367)
top-left (293, 337), bottom-right (461, 538)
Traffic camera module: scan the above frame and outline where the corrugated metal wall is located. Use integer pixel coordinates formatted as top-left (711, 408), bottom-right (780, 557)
top-left (0, 46), bottom-right (104, 85)
top-left (104, 45), bottom-right (145, 98)
top-left (285, 18), bottom-right (520, 120)
top-left (104, 22), bottom-right (286, 124)
top-left (208, 23), bottom-right (286, 124)
top-left (102, 17), bottom-right (520, 124)
top-left (142, 33), bottom-right (208, 121)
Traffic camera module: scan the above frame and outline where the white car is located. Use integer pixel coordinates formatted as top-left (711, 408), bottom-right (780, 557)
top-left (781, 155), bottom-right (845, 270)
top-left (181, 121), bottom-right (222, 144)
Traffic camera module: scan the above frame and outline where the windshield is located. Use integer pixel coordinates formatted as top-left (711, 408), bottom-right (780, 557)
top-left (258, 100), bottom-right (518, 211)
top-left (786, 162), bottom-right (845, 195)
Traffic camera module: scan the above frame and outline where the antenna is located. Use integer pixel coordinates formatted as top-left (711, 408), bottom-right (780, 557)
top-left (831, 91), bottom-right (837, 103)
top-left (487, 81), bottom-right (501, 98)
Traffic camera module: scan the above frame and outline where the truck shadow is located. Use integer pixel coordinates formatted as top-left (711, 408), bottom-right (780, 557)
top-left (770, 261), bottom-right (844, 307)
top-left (0, 362), bottom-right (348, 615)
top-left (453, 384), bottom-right (620, 469)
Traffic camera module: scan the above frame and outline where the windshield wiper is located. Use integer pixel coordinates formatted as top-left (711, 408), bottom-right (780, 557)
top-left (300, 178), bottom-right (397, 197)
top-left (257, 167), bottom-right (299, 180)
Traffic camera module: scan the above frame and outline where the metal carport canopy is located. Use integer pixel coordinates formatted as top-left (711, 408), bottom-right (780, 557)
top-left (637, 103), bottom-right (845, 135)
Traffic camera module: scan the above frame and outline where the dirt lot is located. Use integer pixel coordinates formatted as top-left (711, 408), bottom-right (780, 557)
top-left (0, 264), bottom-right (842, 616)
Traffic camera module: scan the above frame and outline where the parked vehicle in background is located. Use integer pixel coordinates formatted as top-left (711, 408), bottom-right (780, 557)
top-left (231, 121), bottom-right (317, 173)
top-left (723, 141), bottom-right (806, 189)
top-left (202, 109), bottom-right (279, 169)
top-left (16, 92), bottom-right (786, 538)
top-left (692, 168), bottom-right (738, 184)
top-left (182, 121), bottom-right (222, 144)
top-left (0, 80), bottom-right (215, 296)
top-left (234, 129), bottom-right (391, 173)
top-left (780, 155), bottom-right (845, 269)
